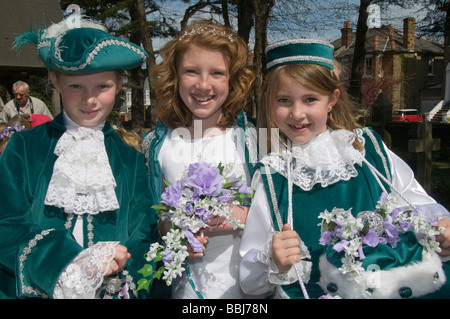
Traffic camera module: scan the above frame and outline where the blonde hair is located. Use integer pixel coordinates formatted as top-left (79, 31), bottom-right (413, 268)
top-left (113, 126), bottom-right (143, 153)
top-left (10, 113), bottom-right (32, 130)
top-left (259, 63), bottom-right (363, 153)
top-left (155, 21), bottom-right (255, 129)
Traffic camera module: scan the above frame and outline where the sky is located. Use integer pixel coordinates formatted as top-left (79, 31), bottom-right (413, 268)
top-left (152, 0), bottom-right (434, 50)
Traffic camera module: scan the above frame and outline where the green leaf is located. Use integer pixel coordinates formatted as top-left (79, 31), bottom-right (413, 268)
top-left (138, 263), bottom-right (154, 278)
top-left (217, 162), bottom-right (224, 174)
top-left (223, 180), bottom-right (239, 189)
top-left (153, 267), bottom-right (165, 280)
top-left (163, 179), bottom-right (171, 187)
top-left (151, 204), bottom-right (170, 212)
top-left (136, 278), bottom-right (152, 291)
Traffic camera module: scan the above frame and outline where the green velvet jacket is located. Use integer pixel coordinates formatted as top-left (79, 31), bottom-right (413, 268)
top-left (0, 113), bottom-right (159, 299)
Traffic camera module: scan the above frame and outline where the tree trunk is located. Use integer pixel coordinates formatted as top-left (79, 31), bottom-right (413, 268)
top-left (136, 0), bottom-right (157, 128)
top-left (237, 0), bottom-right (254, 44)
top-left (128, 1), bottom-right (147, 130)
top-left (252, 0), bottom-right (274, 114)
top-left (348, 0), bottom-right (371, 105)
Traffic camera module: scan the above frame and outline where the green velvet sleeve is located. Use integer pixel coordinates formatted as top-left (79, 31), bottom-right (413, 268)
top-left (0, 132), bottom-right (83, 298)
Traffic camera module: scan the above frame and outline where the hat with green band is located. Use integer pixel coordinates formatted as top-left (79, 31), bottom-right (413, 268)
top-left (265, 39), bottom-right (334, 71)
top-left (13, 19), bottom-right (148, 74)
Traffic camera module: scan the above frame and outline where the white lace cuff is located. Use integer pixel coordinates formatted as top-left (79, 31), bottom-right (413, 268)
top-left (53, 241), bottom-right (119, 299)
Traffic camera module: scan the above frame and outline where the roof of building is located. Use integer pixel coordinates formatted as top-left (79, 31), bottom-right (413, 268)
top-left (332, 24), bottom-right (444, 59)
top-left (0, 0), bottom-right (63, 68)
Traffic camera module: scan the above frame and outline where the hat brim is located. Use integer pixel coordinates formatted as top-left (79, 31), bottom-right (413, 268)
top-left (38, 28), bottom-right (148, 74)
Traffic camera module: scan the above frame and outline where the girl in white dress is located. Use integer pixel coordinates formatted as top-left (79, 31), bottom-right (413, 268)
top-left (142, 22), bottom-right (259, 299)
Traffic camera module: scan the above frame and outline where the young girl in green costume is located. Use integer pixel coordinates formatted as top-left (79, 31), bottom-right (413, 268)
top-left (240, 38), bottom-right (450, 299)
top-left (0, 17), bottom-right (159, 299)
top-left (142, 21), bottom-right (259, 299)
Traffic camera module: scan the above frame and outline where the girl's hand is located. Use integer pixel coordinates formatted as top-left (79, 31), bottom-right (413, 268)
top-left (187, 233), bottom-right (208, 258)
top-left (272, 224), bottom-right (301, 273)
top-left (436, 218), bottom-right (450, 256)
top-left (202, 205), bottom-right (249, 233)
top-left (106, 244), bottom-right (131, 276)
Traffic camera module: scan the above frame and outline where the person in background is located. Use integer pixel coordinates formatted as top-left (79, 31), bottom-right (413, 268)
top-left (9, 113), bottom-right (52, 129)
top-left (0, 81), bottom-right (53, 122)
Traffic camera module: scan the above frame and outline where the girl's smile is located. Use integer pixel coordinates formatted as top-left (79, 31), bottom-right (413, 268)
top-left (178, 44), bottom-right (230, 132)
top-left (274, 75), bottom-right (339, 145)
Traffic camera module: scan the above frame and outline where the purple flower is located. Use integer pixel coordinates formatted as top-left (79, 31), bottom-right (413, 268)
top-left (161, 180), bottom-right (183, 208)
top-left (195, 206), bottom-right (206, 218)
top-left (398, 220), bottom-right (410, 232)
top-left (162, 250), bottom-right (173, 264)
top-left (182, 227), bottom-right (203, 253)
top-left (384, 222), bottom-right (400, 247)
top-left (391, 208), bottom-right (403, 219)
top-left (357, 245), bottom-right (366, 259)
top-left (201, 210), bottom-right (213, 223)
top-left (183, 203), bottom-right (194, 215)
top-left (319, 231), bottom-right (332, 246)
top-left (238, 184), bottom-right (253, 194)
top-left (218, 188), bottom-right (233, 202)
top-left (362, 231), bottom-right (379, 247)
top-left (228, 174), bottom-right (244, 188)
top-left (185, 162), bottom-right (223, 197)
top-left (333, 239), bottom-right (349, 253)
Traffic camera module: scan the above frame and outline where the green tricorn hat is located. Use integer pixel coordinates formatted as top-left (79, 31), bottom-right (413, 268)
top-left (13, 19), bottom-right (148, 74)
top-left (265, 38), bottom-right (334, 71)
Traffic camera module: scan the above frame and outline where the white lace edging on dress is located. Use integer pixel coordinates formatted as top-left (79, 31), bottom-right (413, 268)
top-left (261, 129), bottom-right (365, 191)
top-left (53, 241), bottom-right (119, 299)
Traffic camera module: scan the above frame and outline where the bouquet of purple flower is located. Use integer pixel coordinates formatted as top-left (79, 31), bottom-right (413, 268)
top-left (0, 124), bottom-right (25, 140)
top-left (318, 192), bottom-right (443, 280)
top-left (137, 162), bottom-right (253, 289)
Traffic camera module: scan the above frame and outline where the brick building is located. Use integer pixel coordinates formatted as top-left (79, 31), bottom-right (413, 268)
top-left (0, 0), bottom-right (62, 109)
top-left (332, 18), bottom-right (444, 112)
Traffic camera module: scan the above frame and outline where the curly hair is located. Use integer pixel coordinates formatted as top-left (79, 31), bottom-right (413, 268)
top-left (259, 62), bottom-right (363, 153)
top-left (155, 21), bottom-right (255, 129)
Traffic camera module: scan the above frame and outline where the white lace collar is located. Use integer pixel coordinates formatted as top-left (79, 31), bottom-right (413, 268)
top-left (44, 112), bottom-right (119, 215)
top-left (260, 129), bottom-right (365, 191)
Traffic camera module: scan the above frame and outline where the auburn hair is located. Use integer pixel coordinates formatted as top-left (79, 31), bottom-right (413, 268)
top-left (155, 21), bottom-right (255, 129)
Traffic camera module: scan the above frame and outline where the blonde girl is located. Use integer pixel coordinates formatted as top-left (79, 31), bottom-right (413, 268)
top-left (240, 39), bottom-right (450, 299)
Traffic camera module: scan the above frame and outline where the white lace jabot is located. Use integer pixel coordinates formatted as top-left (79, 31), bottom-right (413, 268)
top-left (44, 112), bottom-right (119, 215)
top-left (261, 129), bottom-right (365, 191)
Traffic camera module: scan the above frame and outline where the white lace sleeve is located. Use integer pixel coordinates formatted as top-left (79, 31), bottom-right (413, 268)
top-left (53, 241), bottom-right (119, 299)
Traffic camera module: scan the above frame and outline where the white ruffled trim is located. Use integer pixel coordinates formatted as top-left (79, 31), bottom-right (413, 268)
top-left (54, 241), bottom-right (119, 299)
top-left (44, 113), bottom-right (119, 215)
top-left (261, 129), bottom-right (365, 191)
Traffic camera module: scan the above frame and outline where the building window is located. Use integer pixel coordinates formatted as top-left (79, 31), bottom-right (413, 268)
top-left (364, 56), bottom-right (373, 78)
top-left (428, 57), bottom-right (435, 76)
top-left (341, 58), bottom-right (349, 80)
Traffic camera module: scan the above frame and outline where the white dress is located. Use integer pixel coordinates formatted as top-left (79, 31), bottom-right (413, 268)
top-left (158, 125), bottom-right (258, 299)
